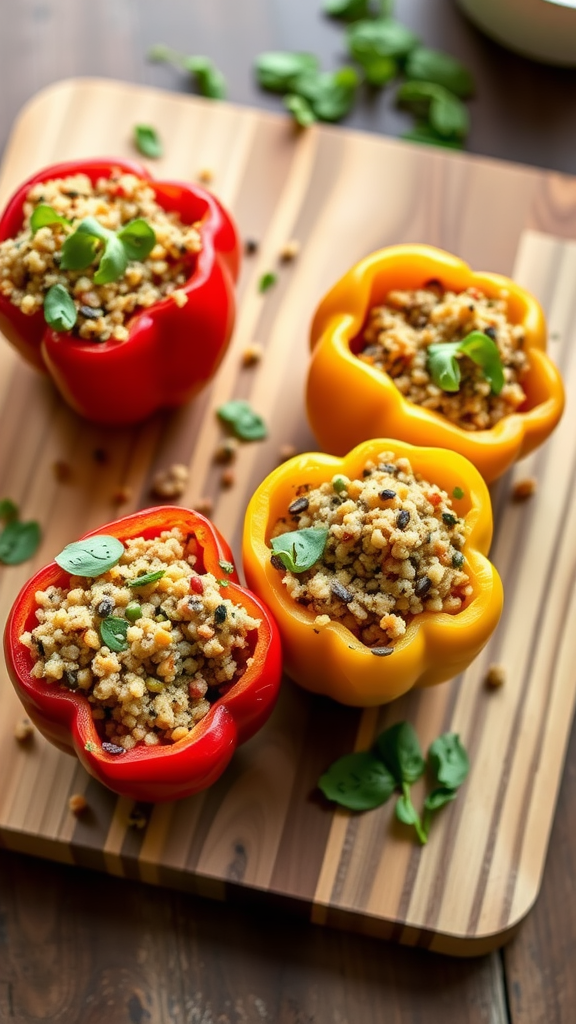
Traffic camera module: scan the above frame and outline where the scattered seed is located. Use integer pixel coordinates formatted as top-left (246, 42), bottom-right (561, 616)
top-left (197, 168), bottom-right (214, 184)
top-left (111, 485), bottom-right (132, 506)
top-left (485, 663), bottom-right (506, 689)
top-left (484, 326), bottom-right (497, 340)
top-left (512, 477), bottom-right (537, 502)
top-left (331, 581), bottom-right (354, 604)
top-left (279, 239), bottom-right (300, 262)
top-left (96, 597), bottom-right (115, 617)
top-left (53, 459), bottom-right (72, 483)
top-left (452, 551), bottom-right (465, 569)
top-left (14, 717), bottom-right (34, 742)
top-left (221, 468), bottom-right (235, 488)
top-left (214, 437), bottom-right (239, 464)
top-left (244, 238), bottom-right (259, 256)
top-left (151, 463), bottom-right (189, 499)
top-left (241, 343), bottom-right (263, 367)
top-left (278, 443), bottom-right (297, 462)
top-left (68, 793), bottom-right (88, 815)
top-left (396, 509), bottom-right (410, 530)
top-left (288, 496), bottom-right (309, 515)
top-left (79, 305), bottom-right (104, 320)
top-left (371, 647), bottom-right (394, 657)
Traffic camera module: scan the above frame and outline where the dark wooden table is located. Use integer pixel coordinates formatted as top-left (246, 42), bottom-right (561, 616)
top-left (1, 2), bottom-right (576, 1021)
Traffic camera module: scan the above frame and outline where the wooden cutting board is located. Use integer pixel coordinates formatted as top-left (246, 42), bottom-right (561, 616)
top-left (1, 78), bottom-right (575, 956)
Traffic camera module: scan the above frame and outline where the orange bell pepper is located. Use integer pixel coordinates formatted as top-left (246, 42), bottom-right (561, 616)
top-left (242, 438), bottom-right (503, 707)
top-left (306, 244), bottom-right (564, 483)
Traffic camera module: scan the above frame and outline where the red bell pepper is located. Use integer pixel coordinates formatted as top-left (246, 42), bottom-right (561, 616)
top-left (0, 158), bottom-right (240, 425)
top-left (4, 506), bottom-right (282, 803)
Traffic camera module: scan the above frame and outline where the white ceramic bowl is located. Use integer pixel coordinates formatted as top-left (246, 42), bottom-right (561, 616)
top-left (456, 0), bottom-right (576, 66)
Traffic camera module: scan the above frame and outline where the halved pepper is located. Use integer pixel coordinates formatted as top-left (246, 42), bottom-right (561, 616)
top-left (4, 507), bottom-right (282, 803)
top-left (0, 158), bottom-right (240, 425)
top-left (242, 438), bottom-right (503, 707)
top-left (306, 244), bottom-right (564, 483)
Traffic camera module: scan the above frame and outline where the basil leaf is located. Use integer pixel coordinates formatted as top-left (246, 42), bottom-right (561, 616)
top-left (360, 54), bottom-right (398, 87)
top-left (217, 400), bottom-right (268, 441)
top-left (43, 284), bottom-right (77, 333)
top-left (55, 535), bottom-right (125, 576)
top-left (117, 219), bottom-right (157, 262)
top-left (323, 0), bottom-right (371, 21)
top-left (100, 616), bottom-right (129, 653)
top-left (402, 124), bottom-right (464, 150)
top-left (296, 67), bottom-right (359, 122)
top-left (423, 786), bottom-right (458, 813)
top-left (395, 793), bottom-right (420, 825)
top-left (255, 51), bottom-right (319, 93)
top-left (397, 81), bottom-right (469, 140)
top-left (376, 722), bottom-right (426, 785)
top-left (0, 521), bottom-right (41, 565)
top-left (185, 55), bottom-right (227, 99)
top-left (285, 93), bottom-right (317, 128)
top-left (404, 47), bottom-right (475, 99)
top-left (60, 222), bottom-right (102, 272)
top-left (428, 733), bottom-right (470, 790)
top-left (459, 331), bottom-right (505, 395)
top-left (94, 234), bottom-right (128, 285)
top-left (347, 18), bottom-right (419, 63)
top-left (126, 569), bottom-right (166, 588)
top-left (259, 272), bottom-right (277, 292)
top-left (270, 527), bottom-right (329, 573)
top-left (318, 751), bottom-right (396, 810)
top-left (134, 124), bottom-right (163, 158)
top-left (426, 342), bottom-right (461, 392)
top-left (0, 498), bottom-right (18, 523)
top-left (30, 204), bottom-right (71, 235)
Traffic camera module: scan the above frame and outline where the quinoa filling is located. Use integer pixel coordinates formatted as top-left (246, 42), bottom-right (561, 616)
top-left (356, 285), bottom-right (528, 431)
top-left (271, 453), bottom-right (473, 648)
top-left (20, 529), bottom-right (260, 750)
top-left (0, 171), bottom-right (202, 343)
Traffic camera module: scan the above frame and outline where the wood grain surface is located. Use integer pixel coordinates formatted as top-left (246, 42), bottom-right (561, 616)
top-left (0, 78), bottom-right (575, 960)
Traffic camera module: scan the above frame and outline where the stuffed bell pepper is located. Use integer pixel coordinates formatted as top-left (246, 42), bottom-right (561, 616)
top-left (243, 438), bottom-right (502, 707)
top-left (4, 507), bottom-right (282, 803)
top-left (307, 244), bottom-right (564, 483)
top-left (0, 158), bottom-right (240, 425)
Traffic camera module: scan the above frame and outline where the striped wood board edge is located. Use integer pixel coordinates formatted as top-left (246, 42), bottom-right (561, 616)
top-left (0, 79), bottom-right (575, 956)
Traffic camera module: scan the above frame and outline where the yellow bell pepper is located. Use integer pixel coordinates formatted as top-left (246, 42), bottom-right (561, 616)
top-left (242, 438), bottom-right (503, 707)
top-left (306, 244), bottom-right (564, 483)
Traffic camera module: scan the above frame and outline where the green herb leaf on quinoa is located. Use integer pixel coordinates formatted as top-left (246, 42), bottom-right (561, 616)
top-left (55, 535), bottom-right (125, 577)
top-left (60, 215), bottom-right (157, 286)
top-left (126, 569), bottom-right (166, 588)
top-left (43, 284), bottom-right (77, 333)
top-left (134, 124), bottom-right (164, 159)
top-left (427, 331), bottom-right (505, 394)
top-left (0, 520), bottom-right (41, 565)
top-left (117, 219), bottom-right (157, 262)
top-left (60, 217), bottom-right (106, 272)
top-left (217, 400), bottom-right (268, 441)
top-left (270, 526), bottom-right (329, 573)
top-left (93, 233), bottom-right (128, 285)
top-left (30, 204), bottom-right (71, 235)
top-left (100, 616), bottom-right (130, 652)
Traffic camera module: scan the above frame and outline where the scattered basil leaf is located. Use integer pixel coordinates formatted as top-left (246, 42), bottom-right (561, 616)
top-left (318, 751), bottom-right (396, 810)
top-left (423, 787), bottom-right (458, 813)
top-left (43, 284), bottom-right (77, 333)
top-left (376, 722), bottom-right (426, 785)
top-left (255, 51), bottom-right (319, 93)
top-left (0, 498), bottom-right (19, 523)
top-left (55, 535), bottom-right (125, 576)
top-left (259, 272), bottom-right (277, 292)
top-left (117, 219), bottom-right (157, 262)
top-left (396, 790), bottom-right (428, 844)
top-left (397, 81), bottom-right (469, 140)
top-left (360, 54), bottom-right (398, 87)
top-left (347, 19), bottom-right (419, 64)
top-left (285, 93), bottom-right (317, 128)
top-left (218, 560), bottom-right (235, 575)
top-left (296, 67), bottom-right (359, 122)
top-left (100, 616), bottom-right (130, 653)
top-left (428, 733), bottom-right (470, 790)
top-left (0, 521), bottom-right (41, 565)
top-left (126, 569), bottom-right (166, 588)
top-left (402, 124), bottom-right (464, 150)
top-left (93, 233), bottom-right (128, 285)
top-left (404, 47), bottom-right (475, 99)
top-left (270, 527), bottom-right (329, 573)
top-left (217, 399), bottom-right (268, 441)
top-left (30, 204), bottom-right (71, 235)
top-left (427, 331), bottom-right (505, 394)
top-left (184, 55), bottom-right (227, 99)
top-left (323, 0), bottom-right (371, 20)
top-left (134, 124), bottom-right (163, 158)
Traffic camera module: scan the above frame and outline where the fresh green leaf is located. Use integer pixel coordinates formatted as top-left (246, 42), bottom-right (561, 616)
top-left (255, 51), bottom-right (319, 93)
top-left (402, 123), bottom-right (464, 150)
top-left (185, 55), bottom-right (227, 99)
top-left (285, 93), bottom-right (317, 127)
top-left (318, 751), bottom-right (396, 810)
top-left (218, 560), bottom-right (235, 575)
top-left (323, 0), bottom-right (371, 21)
top-left (117, 219), bottom-right (157, 262)
top-left (30, 204), bottom-right (71, 235)
top-left (134, 124), bottom-right (163, 158)
top-left (55, 535), bottom-right (125, 576)
top-left (347, 19), bottom-right (419, 65)
top-left (126, 569), bottom-right (166, 588)
top-left (428, 733), bottom-right (470, 790)
top-left (397, 81), bottom-right (469, 140)
top-left (0, 498), bottom-right (18, 523)
top-left (427, 331), bottom-right (505, 394)
top-left (376, 721), bottom-right (426, 785)
top-left (0, 521), bottom-right (41, 565)
top-left (100, 616), bottom-right (130, 652)
top-left (259, 272), bottom-right (277, 292)
top-left (43, 284), bottom-right (77, 333)
top-left (296, 67), bottom-right (359, 122)
top-left (93, 234), bottom-right (128, 285)
top-left (60, 219), bottom-right (104, 272)
top-left (270, 527), bottom-right (329, 573)
top-left (395, 791), bottom-right (428, 843)
top-left (361, 54), bottom-right (398, 86)
top-left (404, 47), bottom-right (475, 99)
top-left (423, 786), bottom-right (458, 812)
top-left (217, 399), bottom-right (268, 441)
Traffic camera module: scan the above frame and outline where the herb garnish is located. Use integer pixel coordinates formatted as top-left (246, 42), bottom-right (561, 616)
top-left (218, 559), bottom-right (235, 575)
top-left (217, 400), bottom-right (268, 441)
top-left (134, 124), bottom-right (163, 158)
top-left (126, 569), bottom-right (166, 588)
top-left (55, 535), bottom-right (125, 576)
top-left (60, 216), bottom-right (156, 285)
top-left (318, 721), bottom-right (470, 844)
top-left (426, 331), bottom-right (505, 394)
top-left (30, 204), bottom-right (71, 235)
top-left (44, 284), bottom-right (77, 332)
top-left (148, 45), bottom-right (227, 98)
top-left (0, 520), bottom-right (41, 566)
top-left (258, 272), bottom-right (277, 293)
top-left (397, 81), bottom-right (469, 143)
top-left (270, 526), bottom-right (329, 573)
top-left (100, 616), bottom-right (130, 653)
